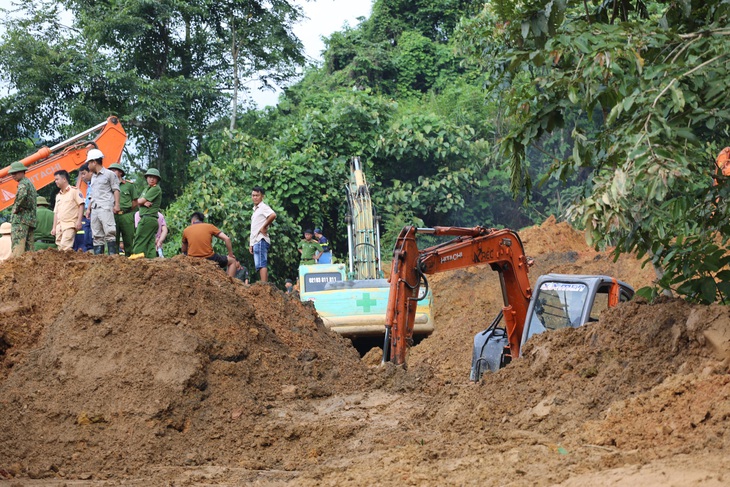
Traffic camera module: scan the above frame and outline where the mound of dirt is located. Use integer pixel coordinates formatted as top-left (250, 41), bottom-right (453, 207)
top-left (0, 251), bottom-right (366, 480)
top-left (411, 217), bottom-right (658, 381)
top-left (1, 217), bottom-right (729, 486)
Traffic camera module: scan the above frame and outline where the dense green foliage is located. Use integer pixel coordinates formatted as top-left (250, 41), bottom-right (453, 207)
top-left (165, 0), bottom-right (579, 282)
top-left (0, 0), bottom-right (305, 201)
top-left (456, 0), bottom-right (730, 301)
top-left (5, 0), bottom-right (730, 300)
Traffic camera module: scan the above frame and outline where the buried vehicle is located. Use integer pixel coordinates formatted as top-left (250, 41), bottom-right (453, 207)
top-left (470, 273), bottom-right (633, 380)
top-left (381, 225), bottom-right (633, 379)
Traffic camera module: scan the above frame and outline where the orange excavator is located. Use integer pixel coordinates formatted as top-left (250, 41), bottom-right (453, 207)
top-left (382, 225), bottom-right (634, 380)
top-left (0, 116), bottom-right (127, 211)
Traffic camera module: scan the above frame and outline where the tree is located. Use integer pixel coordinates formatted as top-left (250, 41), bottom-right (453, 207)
top-left (0, 0), bottom-right (305, 200)
top-left (456, 0), bottom-right (730, 301)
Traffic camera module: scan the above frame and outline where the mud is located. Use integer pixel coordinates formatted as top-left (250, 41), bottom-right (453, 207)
top-left (0, 217), bottom-right (728, 486)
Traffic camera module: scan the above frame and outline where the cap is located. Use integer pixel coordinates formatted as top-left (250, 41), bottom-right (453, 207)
top-left (108, 163), bottom-right (126, 174)
top-left (8, 161), bottom-right (27, 174)
top-left (36, 196), bottom-right (50, 206)
top-left (144, 168), bottom-right (162, 179)
top-left (314, 228), bottom-right (322, 234)
top-left (86, 148), bottom-right (104, 162)
top-left (304, 228), bottom-right (313, 234)
top-left (0, 222), bottom-right (11, 235)
top-left (285, 279), bottom-right (293, 284)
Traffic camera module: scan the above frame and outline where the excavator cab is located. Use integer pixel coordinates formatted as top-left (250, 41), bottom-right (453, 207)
top-left (470, 274), bottom-right (633, 381)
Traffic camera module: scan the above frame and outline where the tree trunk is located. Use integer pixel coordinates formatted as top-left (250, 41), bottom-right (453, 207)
top-left (230, 15), bottom-right (238, 132)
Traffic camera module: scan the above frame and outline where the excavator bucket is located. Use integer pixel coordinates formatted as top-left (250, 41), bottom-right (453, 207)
top-left (469, 311), bottom-right (510, 381)
top-left (470, 328), bottom-right (509, 381)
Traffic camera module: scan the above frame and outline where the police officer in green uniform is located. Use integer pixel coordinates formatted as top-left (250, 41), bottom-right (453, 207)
top-left (298, 229), bottom-right (323, 265)
top-left (129, 168), bottom-right (162, 259)
top-left (34, 196), bottom-right (57, 250)
top-left (8, 161), bottom-right (37, 256)
top-left (108, 163), bottom-right (138, 256)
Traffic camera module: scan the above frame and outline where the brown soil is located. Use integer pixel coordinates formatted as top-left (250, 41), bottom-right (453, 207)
top-left (1, 217), bottom-right (729, 486)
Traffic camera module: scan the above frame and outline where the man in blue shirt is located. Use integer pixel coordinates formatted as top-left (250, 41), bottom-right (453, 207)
top-left (314, 228), bottom-right (332, 264)
top-left (73, 163), bottom-right (94, 252)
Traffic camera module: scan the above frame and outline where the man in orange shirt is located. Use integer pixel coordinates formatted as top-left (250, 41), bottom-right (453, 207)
top-left (181, 212), bottom-right (236, 277)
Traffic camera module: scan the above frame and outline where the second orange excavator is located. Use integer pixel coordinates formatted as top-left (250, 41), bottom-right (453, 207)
top-left (382, 225), bottom-right (634, 380)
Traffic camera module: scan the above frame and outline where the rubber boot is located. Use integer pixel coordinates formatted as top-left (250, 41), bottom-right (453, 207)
top-left (93, 245), bottom-right (105, 255)
top-left (107, 241), bottom-right (118, 255)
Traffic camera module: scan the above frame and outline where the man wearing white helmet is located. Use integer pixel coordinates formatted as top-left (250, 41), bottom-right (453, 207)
top-left (86, 148), bottom-right (121, 255)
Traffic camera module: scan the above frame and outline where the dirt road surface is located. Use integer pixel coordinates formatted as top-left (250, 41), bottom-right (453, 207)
top-left (1, 218), bottom-right (728, 486)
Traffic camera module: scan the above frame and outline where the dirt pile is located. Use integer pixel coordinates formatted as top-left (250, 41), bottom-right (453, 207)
top-left (410, 217), bottom-right (658, 381)
top-left (0, 217), bottom-right (729, 486)
top-left (0, 251), bottom-right (366, 480)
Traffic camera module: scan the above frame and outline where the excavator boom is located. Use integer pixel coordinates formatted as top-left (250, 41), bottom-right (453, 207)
top-left (384, 226), bottom-right (532, 365)
top-left (0, 116), bottom-right (126, 211)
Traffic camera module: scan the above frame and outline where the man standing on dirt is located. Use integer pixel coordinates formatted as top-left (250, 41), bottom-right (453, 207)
top-left (182, 212), bottom-right (237, 277)
top-left (51, 170), bottom-right (85, 251)
top-left (86, 149), bottom-right (120, 255)
top-left (7, 161), bottom-right (37, 257)
top-left (249, 186), bottom-right (276, 282)
top-left (108, 163), bottom-right (137, 255)
top-left (74, 164), bottom-right (94, 252)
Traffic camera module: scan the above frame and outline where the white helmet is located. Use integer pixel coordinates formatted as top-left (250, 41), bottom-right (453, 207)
top-left (86, 148), bottom-right (104, 162)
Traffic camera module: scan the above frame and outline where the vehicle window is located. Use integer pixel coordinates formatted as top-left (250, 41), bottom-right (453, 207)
top-left (302, 272), bottom-right (342, 293)
top-left (589, 285), bottom-right (610, 322)
top-left (527, 282), bottom-right (589, 339)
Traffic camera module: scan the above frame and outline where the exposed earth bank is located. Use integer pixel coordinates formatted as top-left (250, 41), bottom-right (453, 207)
top-left (0, 218), bottom-right (728, 486)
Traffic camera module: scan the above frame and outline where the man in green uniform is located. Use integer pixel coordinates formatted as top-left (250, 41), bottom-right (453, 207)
top-left (108, 163), bottom-right (138, 256)
top-left (298, 229), bottom-right (323, 265)
top-left (34, 196), bottom-right (57, 250)
top-left (8, 161), bottom-right (38, 257)
top-left (129, 168), bottom-right (162, 259)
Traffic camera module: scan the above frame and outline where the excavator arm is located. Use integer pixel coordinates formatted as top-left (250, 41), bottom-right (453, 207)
top-left (0, 116), bottom-right (126, 211)
top-left (384, 226), bottom-right (533, 365)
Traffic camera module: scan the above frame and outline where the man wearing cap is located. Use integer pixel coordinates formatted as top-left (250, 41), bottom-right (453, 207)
top-left (298, 229), bottom-right (323, 265)
top-left (34, 196), bottom-right (57, 250)
top-left (0, 222), bottom-right (12, 261)
top-left (108, 163), bottom-right (138, 255)
top-left (86, 149), bottom-right (121, 254)
top-left (129, 168), bottom-right (162, 259)
top-left (7, 161), bottom-right (37, 257)
top-left (313, 228), bottom-right (332, 264)
top-left (284, 278), bottom-right (295, 294)
top-left (234, 259), bottom-right (250, 284)
top-left (51, 169), bottom-right (85, 251)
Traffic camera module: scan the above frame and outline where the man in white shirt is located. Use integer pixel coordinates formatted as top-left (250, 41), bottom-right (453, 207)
top-left (86, 148), bottom-right (120, 254)
top-left (249, 186), bottom-right (276, 282)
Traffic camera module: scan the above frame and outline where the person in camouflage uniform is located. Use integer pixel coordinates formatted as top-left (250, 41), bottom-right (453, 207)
top-left (8, 162), bottom-right (38, 256)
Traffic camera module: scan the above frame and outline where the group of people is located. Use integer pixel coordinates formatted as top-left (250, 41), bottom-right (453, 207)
top-left (2, 152), bottom-right (330, 292)
top-left (168, 186), bottom-right (277, 284)
top-left (1, 148), bottom-right (164, 261)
